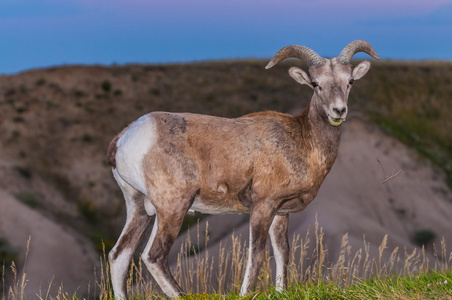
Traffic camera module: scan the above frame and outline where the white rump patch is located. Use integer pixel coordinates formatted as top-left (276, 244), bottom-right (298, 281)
top-left (115, 114), bottom-right (157, 193)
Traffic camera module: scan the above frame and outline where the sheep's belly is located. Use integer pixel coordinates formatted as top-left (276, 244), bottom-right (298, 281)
top-left (189, 195), bottom-right (249, 215)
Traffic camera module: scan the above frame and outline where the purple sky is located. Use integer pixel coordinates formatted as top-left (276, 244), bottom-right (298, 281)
top-left (1, 0), bottom-right (452, 74)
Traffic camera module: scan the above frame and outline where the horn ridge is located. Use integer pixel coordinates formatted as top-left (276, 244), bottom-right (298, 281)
top-left (337, 40), bottom-right (380, 63)
top-left (265, 45), bottom-right (326, 69)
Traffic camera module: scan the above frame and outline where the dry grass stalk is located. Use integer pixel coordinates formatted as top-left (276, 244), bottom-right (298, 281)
top-left (386, 246), bottom-right (400, 275)
top-left (175, 221), bottom-right (215, 294)
top-left (175, 231), bottom-right (194, 292)
top-left (403, 248), bottom-right (419, 276)
top-left (362, 235), bottom-right (372, 279)
top-left (287, 234), bottom-right (300, 286)
top-left (97, 243), bottom-right (112, 300)
top-left (2, 262), bottom-right (5, 300)
top-left (7, 262), bottom-right (17, 300)
top-left (440, 237), bottom-right (449, 271)
top-left (432, 237), bottom-right (450, 273)
top-left (330, 233), bottom-right (349, 285)
top-left (54, 284), bottom-right (70, 300)
top-left (312, 216), bottom-right (326, 285)
top-left (216, 241), bottom-right (229, 294)
top-left (7, 237), bottom-right (30, 300)
top-left (195, 222), bottom-right (213, 293)
top-left (377, 234), bottom-right (388, 278)
top-left (230, 232), bottom-right (245, 294)
top-left (350, 248), bottom-right (363, 284)
top-left (377, 158), bottom-right (402, 184)
top-left (36, 275), bottom-right (54, 300)
top-left (257, 249), bottom-right (271, 292)
top-left (299, 230), bottom-right (310, 284)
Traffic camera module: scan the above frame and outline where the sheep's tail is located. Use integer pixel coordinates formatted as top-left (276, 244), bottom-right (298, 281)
top-left (107, 134), bottom-right (120, 169)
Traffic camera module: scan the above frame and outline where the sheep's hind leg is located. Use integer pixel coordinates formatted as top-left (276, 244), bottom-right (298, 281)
top-left (109, 173), bottom-right (154, 299)
top-left (269, 214), bottom-right (289, 292)
top-left (141, 201), bottom-right (191, 298)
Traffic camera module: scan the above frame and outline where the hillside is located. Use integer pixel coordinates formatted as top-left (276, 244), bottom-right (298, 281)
top-left (0, 60), bottom-right (451, 296)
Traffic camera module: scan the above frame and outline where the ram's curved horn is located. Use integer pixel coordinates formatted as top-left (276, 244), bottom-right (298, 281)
top-left (265, 45), bottom-right (326, 69)
top-left (337, 40), bottom-right (380, 63)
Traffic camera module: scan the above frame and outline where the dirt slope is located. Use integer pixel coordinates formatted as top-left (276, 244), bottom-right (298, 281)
top-left (0, 173), bottom-right (98, 296)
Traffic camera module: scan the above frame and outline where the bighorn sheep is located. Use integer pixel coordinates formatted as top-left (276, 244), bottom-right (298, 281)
top-left (107, 40), bottom-right (379, 298)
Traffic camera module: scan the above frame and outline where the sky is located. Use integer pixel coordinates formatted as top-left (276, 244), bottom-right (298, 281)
top-left (1, 0), bottom-right (452, 74)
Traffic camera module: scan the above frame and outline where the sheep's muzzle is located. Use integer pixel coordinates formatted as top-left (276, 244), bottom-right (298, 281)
top-left (328, 116), bottom-right (344, 126)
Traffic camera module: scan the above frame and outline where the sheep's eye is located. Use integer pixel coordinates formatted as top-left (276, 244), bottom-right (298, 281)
top-left (349, 79), bottom-right (355, 86)
top-left (311, 82), bottom-right (318, 88)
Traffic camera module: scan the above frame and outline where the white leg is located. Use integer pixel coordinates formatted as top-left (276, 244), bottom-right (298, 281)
top-left (110, 248), bottom-right (133, 299)
top-left (109, 170), bottom-right (153, 299)
top-left (109, 210), bottom-right (152, 299)
top-left (269, 214), bottom-right (289, 292)
top-left (240, 203), bottom-right (276, 296)
top-left (240, 228), bottom-right (254, 296)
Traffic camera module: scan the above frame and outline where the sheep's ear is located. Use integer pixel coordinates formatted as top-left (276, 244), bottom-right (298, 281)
top-left (289, 67), bottom-right (313, 88)
top-left (352, 61), bottom-right (371, 80)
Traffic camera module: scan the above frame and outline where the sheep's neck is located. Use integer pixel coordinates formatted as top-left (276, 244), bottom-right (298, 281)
top-left (295, 99), bottom-right (342, 168)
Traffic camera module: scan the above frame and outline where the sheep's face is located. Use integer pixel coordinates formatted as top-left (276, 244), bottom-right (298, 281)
top-left (289, 58), bottom-right (371, 126)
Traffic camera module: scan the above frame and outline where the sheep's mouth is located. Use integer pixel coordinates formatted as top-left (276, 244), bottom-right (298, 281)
top-left (328, 115), bottom-right (345, 126)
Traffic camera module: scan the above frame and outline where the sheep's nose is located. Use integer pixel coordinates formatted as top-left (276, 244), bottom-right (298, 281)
top-left (333, 106), bottom-right (347, 117)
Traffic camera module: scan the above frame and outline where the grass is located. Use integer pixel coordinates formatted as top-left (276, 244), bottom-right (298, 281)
top-left (2, 220), bottom-right (452, 299)
top-left (272, 271), bottom-right (452, 300)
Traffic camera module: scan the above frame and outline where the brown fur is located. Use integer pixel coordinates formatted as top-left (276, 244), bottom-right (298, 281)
top-left (108, 45), bottom-right (376, 298)
top-left (142, 107), bottom-right (340, 215)
top-left (108, 192), bottom-right (152, 261)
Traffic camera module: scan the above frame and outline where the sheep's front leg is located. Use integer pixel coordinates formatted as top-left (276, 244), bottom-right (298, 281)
top-left (269, 214), bottom-right (289, 292)
top-left (240, 202), bottom-right (276, 296)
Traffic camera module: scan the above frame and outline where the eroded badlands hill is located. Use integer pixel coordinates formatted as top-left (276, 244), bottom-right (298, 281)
top-left (0, 61), bottom-right (451, 295)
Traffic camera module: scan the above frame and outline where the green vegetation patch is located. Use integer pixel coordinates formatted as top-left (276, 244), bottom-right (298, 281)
top-left (341, 271), bottom-right (452, 300)
top-left (0, 238), bottom-right (18, 263)
top-left (178, 271), bottom-right (452, 299)
top-left (101, 80), bottom-right (112, 93)
top-left (413, 229), bottom-right (437, 247)
top-left (15, 192), bottom-right (39, 209)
